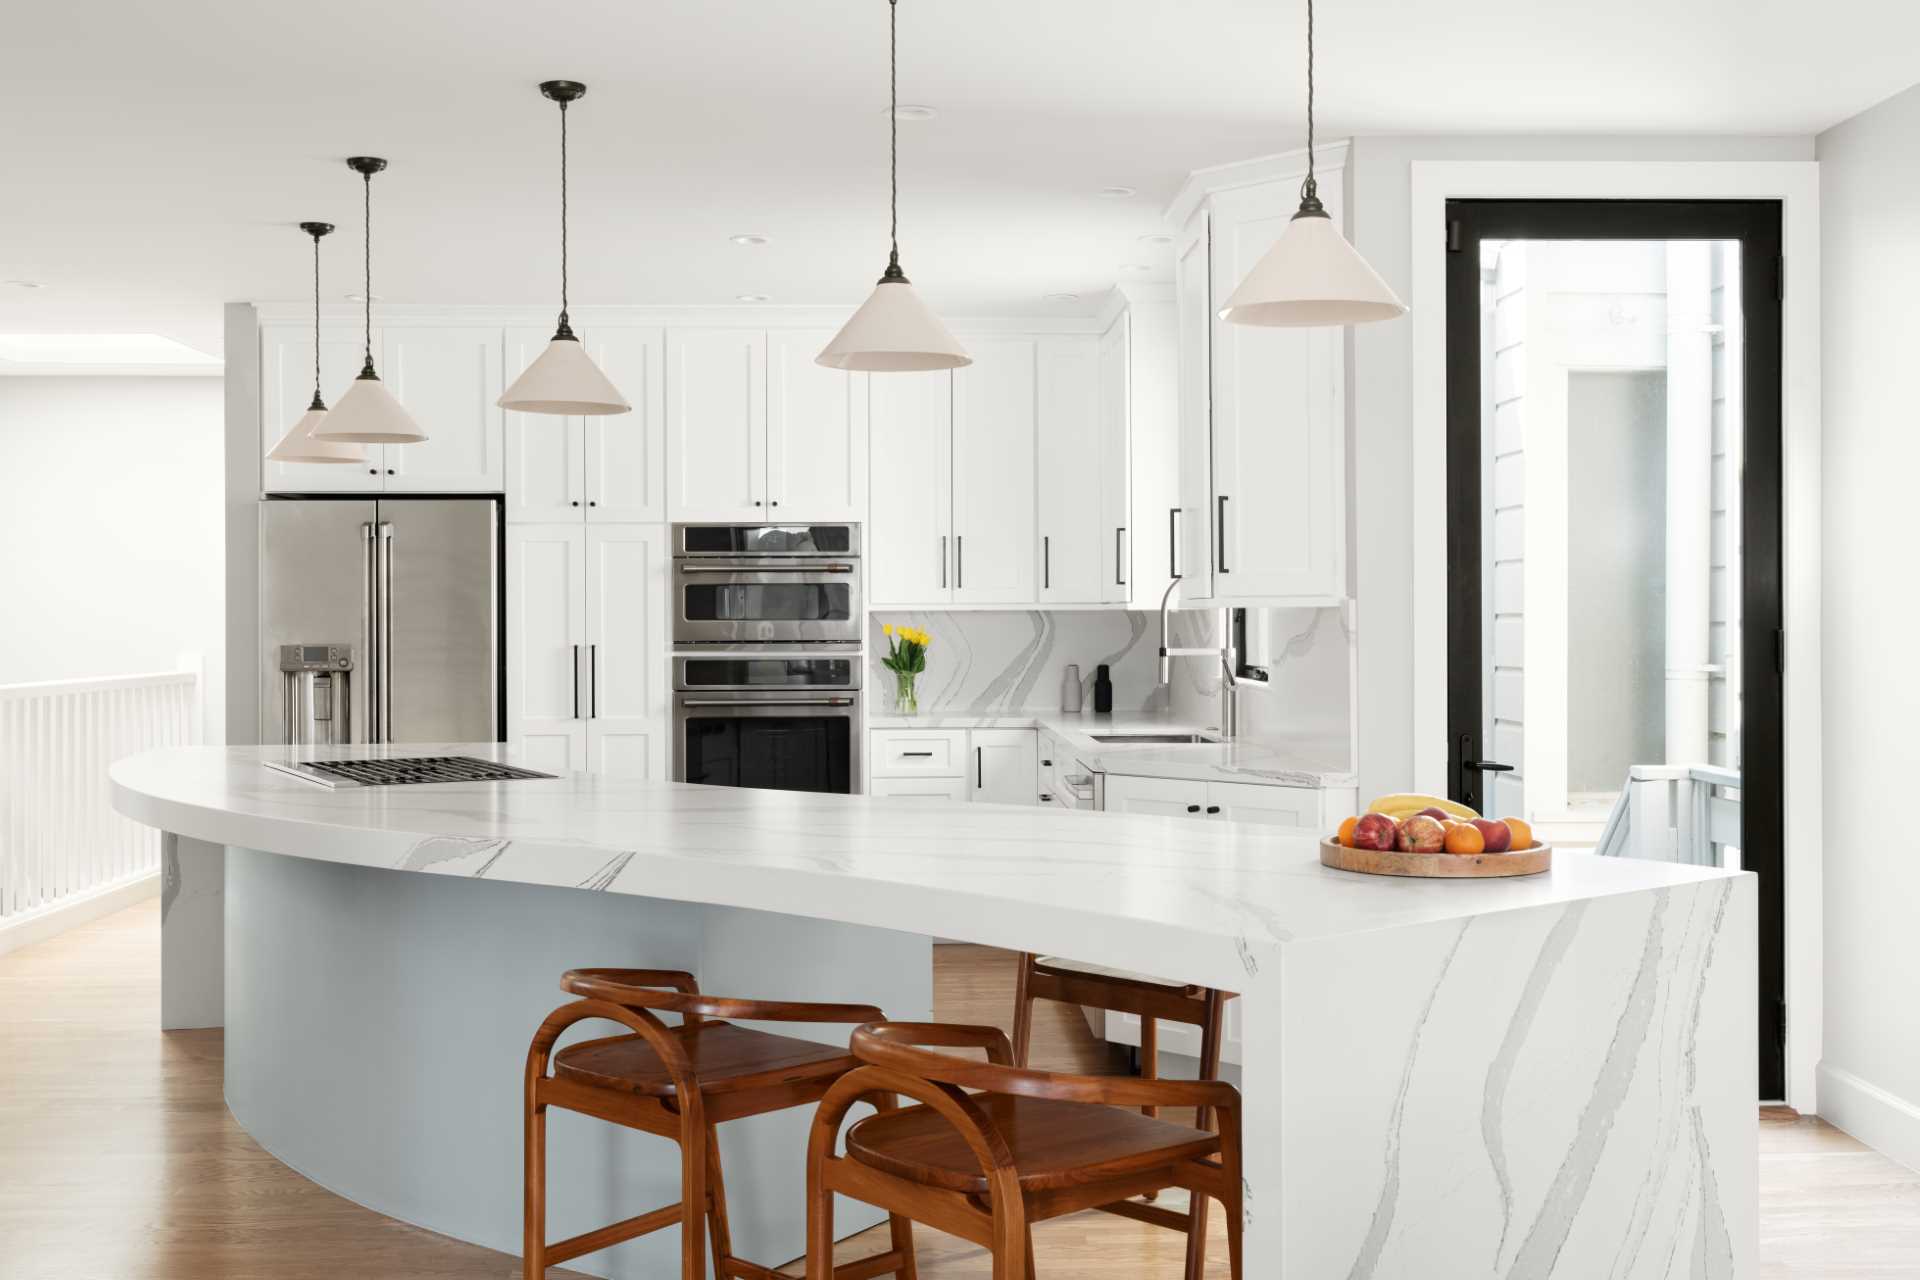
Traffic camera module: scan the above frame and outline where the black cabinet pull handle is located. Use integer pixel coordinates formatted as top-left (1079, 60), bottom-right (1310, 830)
top-left (1205, 805), bottom-right (1221, 815)
top-left (1186, 804), bottom-right (1201, 813)
top-left (976, 746), bottom-right (983, 788)
top-left (956, 535), bottom-right (964, 589)
top-left (902, 751), bottom-right (934, 757)
top-left (589, 644), bottom-right (598, 719)
top-left (1168, 507), bottom-right (1183, 579)
top-left (1041, 759), bottom-right (1052, 767)
top-left (588, 500), bottom-right (598, 507)
top-left (571, 500), bottom-right (580, 507)
top-left (1116, 527), bottom-right (1126, 585)
top-left (1043, 535), bottom-right (1050, 590)
top-left (1040, 793), bottom-right (1052, 802)
top-left (1217, 495), bottom-right (1229, 573)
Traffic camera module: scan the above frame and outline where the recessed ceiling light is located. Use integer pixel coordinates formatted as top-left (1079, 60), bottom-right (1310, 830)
top-left (0, 333), bottom-right (220, 366)
top-left (345, 293), bottom-right (382, 303)
top-left (3, 279), bottom-right (41, 289)
top-left (888, 104), bottom-right (937, 121)
top-left (736, 293), bottom-right (771, 303)
top-left (730, 233), bottom-right (771, 247)
top-left (1044, 293), bottom-right (1081, 303)
top-left (1097, 186), bottom-right (1137, 199)
top-left (1138, 232), bottom-right (1176, 246)
top-left (1119, 264), bottom-right (1152, 274)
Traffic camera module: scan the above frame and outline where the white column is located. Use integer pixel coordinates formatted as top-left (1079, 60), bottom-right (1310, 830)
top-left (1665, 244), bottom-right (1714, 765)
top-left (160, 833), bottom-right (224, 1029)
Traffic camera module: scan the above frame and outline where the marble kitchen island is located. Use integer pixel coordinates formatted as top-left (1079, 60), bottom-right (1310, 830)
top-left (111, 743), bottom-right (1756, 1279)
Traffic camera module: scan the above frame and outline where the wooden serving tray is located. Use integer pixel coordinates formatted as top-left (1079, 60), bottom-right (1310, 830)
top-left (1319, 837), bottom-right (1552, 878)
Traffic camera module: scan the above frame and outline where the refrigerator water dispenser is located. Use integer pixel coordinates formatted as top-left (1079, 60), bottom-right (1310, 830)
top-left (279, 644), bottom-right (353, 746)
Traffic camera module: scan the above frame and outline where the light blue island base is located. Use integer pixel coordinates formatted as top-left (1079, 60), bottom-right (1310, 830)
top-left (216, 846), bottom-right (931, 1280)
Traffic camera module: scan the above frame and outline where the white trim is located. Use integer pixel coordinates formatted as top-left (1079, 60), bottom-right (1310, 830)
top-left (0, 871), bottom-right (159, 959)
top-left (1817, 1063), bottom-right (1920, 1176)
top-left (246, 301), bottom-right (1115, 336)
top-left (1408, 159), bottom-right (1822, 1113)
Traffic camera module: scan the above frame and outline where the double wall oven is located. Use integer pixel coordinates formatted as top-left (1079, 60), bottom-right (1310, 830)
top-left (671, 524), bottom-right (862, 794)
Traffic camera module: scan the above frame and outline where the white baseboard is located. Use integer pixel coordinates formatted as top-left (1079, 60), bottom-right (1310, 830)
top-left (1817, 1061), bottom-right (1920, 1175)
top-left (0, 871), bottom-right (160, 958)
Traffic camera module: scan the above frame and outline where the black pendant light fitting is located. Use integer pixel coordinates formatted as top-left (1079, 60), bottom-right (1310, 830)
top-left (345, 155), bottom-right (387, 382)
top-left (538, 80), bottom-right (586, 341)
top-left (298, 221), bottom-right (334, 412)
top-left (1293, 0), bottom-right (1328, 222)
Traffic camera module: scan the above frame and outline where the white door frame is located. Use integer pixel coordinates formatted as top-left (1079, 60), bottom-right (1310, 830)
top-left (1408, 160), bottom-right (1821, 1111)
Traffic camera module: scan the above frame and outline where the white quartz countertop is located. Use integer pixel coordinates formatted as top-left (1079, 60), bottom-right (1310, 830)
top-left (864, 710), bottom-right (1358, 788)
top-left (112, 744), bottom-right (1737, 991)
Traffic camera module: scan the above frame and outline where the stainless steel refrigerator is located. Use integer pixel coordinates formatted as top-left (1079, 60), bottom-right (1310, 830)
top-left (259, 497), bottom-right (502, 746)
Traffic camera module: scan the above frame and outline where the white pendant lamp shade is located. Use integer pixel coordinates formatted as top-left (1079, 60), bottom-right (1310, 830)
top-left (817, 275), bottom-right (971, 372)
top-left (501, 335), bottom-right (632, 414)
top-left (268, 404), bottom-right (366, 464)
top-left (1218, 211), bottom-right (1407, 327)
top-left (315, 373), bottom-right (427, 443)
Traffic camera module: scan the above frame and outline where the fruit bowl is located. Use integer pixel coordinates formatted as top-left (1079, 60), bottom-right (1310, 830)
top-left (1319, 837), bottom-right (1552, 879)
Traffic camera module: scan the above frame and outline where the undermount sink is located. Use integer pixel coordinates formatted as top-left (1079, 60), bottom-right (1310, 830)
top-left (1087, 732), bottom-right (1220, 745)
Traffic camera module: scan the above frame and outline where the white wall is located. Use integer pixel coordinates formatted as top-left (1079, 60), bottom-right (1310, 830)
top-left (0, 376), bottom-right (224, 738)
top-left (1816, 87), bottom-right (1920, 1170)
top-left (1343, 134), bottom-right (1813, 807)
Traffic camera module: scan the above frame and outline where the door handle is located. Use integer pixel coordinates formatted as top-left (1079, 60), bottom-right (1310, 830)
top-left (589, 643), bottom-right (598, 719)
top-left (976, 746), bottom-right (983, 789)
top-left (677, 565), bottom-right (855, 575)
top-left (362, 522), bottom-right (379, 744)
top-left (1116, 527), bottom-right (1126, 586)
top-left (1465, 760), bottom-right (1516, 773)
top-left (376, 523), bottom-right (393, 742)
top-left (940, 535), bottom-right (947, 590)
top-left (902, 750), bottom-right (934, 757)
top-left (956, 535), bottom-right (964, 589)
top-left (1186, 804), bottom-right (1201, 813)
top-left (572, 644), bottom-right (582, 720)
top-left (1217, 495), bottom-right (1229, 574)
top-left (1205, 805), bottom-right (1221, 815)
top-left (1168, 507), bottom-right (1183, 580)
top-left (1043, 535), bottom-right (1050, 590)
top-left (680, 697), bottom-right (855, 708)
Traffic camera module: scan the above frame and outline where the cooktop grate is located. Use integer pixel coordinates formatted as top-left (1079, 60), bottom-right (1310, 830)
top-left (270, 755), bottom-right (555, 788)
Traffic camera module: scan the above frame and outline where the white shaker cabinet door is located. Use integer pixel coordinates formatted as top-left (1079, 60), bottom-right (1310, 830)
top-left (261, 322), bottom-right (383, 494)
top-left (1204, 779), bottom-right (1318, 828)
top-left (381, 326), bottom-right (505, 492)
top-left (585, 524), bottom-right (668, 780)
top-left (1207, 181), bottom-right (1344, 602)
top-left (1035, 335), bottom-right (1104, 604)
top-left (583, 327), bottom-right (666, 523)
top-left (969, 729), bottom-right (1039, 806)
top-left (767, 330), bottom-right (866, 521)
top-left (667, 328), bottom-right (767, 521)
top-left (1173, 212), bottom-right (1215, 604)
top-left (506, 523), bottom-right (587, 770)
top-left (951, 338), bottom-right (1037, 604)
top-left (1096, 315), bottom-right (1132, 604)
top-left (867, 371), bottom-right (953, 605)
top-left (1102, 773), bottom-right (1208, 818)
top-left (503, 327), bottom-right (585, 522)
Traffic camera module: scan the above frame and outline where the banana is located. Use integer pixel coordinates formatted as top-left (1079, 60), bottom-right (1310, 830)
top-left (1366, 793), bottom-right (1479, 821)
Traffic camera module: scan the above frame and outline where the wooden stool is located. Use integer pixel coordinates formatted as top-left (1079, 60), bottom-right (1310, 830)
top-left (806, 1022), bottom-right (1242, 1280)
top-left (524, 968), bottom-right (919, 1280)
top-left (1010, 954), bottom-right (1235, 1279)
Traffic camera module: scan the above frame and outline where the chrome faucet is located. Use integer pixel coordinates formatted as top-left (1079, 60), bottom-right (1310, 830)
top-left (1157, 574), bottom-right (1239, 741)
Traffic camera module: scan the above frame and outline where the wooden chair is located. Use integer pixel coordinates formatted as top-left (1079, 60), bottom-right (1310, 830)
top-left (1011, 954), bottom-right (1234, 1279)
top-left (806, 1022), bottom-right (1242, 1280)
top-left (524, 968), bottom-right (919, 1280)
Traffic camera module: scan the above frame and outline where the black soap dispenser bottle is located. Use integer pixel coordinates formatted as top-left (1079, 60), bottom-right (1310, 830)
top-left (1093, 664), bottom-right (1114, 714)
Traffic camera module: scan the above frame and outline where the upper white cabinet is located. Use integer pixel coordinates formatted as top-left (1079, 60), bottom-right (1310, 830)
top-left (1036, 335), bottom-right (1104, 604)
top-left (868, 371), bottom-right (953, 604)
top-left (261, 321), bottom-right (383, 494)
top-left (1171, 151), bottom-right (1349, 606)
top-left (505, 326), bottom-right (665, 523)
top-left (1096, 316), bottom-right (1134, 604)
top-left (1121, 297), bottom-right (1180, 609)
top-left (381, 327), bottom-right (504, 492)
top-left (768, 330), bottom-right (868, 521)
top-left (668, 328), bottom-right (767, 521)
top-left (951, 338), bottom-right (1038, 604)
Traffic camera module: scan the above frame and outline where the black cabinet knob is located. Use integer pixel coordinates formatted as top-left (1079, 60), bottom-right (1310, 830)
top-left (571, 501), bottom-right (580, 507)
top-left (588, 500), bottom-right (597, 507)
top-left (1205, 805), bottom-right (1221, 815)
top-left (386, 468), bottom-right (395, 475)
top-left (367, 467), bottom-right (378, 475)
top-left (1186, 804), bottom-right (1201, 813)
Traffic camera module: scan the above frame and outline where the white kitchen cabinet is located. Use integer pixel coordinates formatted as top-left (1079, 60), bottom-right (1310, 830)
top-left (951, 338), bottom-right (1037, 604)
top-left (380, 326), bottom-right (504, 492)
top-left (1121, 298), bottom-right (1180, 609)
top-left (869, 728), bottom-right (969, 777)
top-left (667, 328), bottom-right (767, 521)
top-left (1173, 212), bottom-right (1216, 603)
top-left (1206, 181), bottom-right (1344, 602)
top-left (505, 327), bottom-right (666, 523)
top-left (870, 776), bottom-right (970, 802)
top-left (506, 523), bottom-right (588, 773)
top-left (1096, 316), bottom-right (1132, 604)
top-left (767, 330), bottom-right (867, 520)
top-left (1104, 773), bottom-right (1209, 818)
top-left (1103, 772), bottom-right (1347, 831)
top-left (260, 321), bottom-right (384, 494)
top-left (1036, 335), bottom-right (1104, 604)
top-left (867, 372), bottom-right (953, 605)
top-left (969, 729), bottom-right (1039, 806)
top-left (1205, 779), bottom-right (1318, 828)
top-left (584, 525), bottom-right (668, 779)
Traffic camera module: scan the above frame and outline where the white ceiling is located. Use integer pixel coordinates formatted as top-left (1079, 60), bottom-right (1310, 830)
top-left (3, 0), bottom-right (1917, 360)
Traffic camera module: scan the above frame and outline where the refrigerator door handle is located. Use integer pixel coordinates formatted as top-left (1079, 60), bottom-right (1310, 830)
top-left (377, 522), bottom-right (394, 743)
top-left (362, 522), bottom-right (379, 744)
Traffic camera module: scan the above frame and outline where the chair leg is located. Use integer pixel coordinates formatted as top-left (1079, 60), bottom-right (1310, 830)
top-left (886, 1211), bottom-right (920, 1280)
top-left (704, 1126), bottom-right (735, 1280)
top-left (806, 1152), bottom-right (836, 1280)
top-left (1011, 952), bottom-right (1036, 1066)
top-left (680, 1119), bottom-right (708, 1280)
top-left (524, 1095), bottom-right (546, 1280)
top-left (1024, 1224), bottom-right (1038, 1280)
top-left (1225, 1190), bottom-right (1242, 1280)
top-left (1181, 1194), bottom-right (1210, 1280)
top-left (990, 1203), bottom-right (1030, 1280)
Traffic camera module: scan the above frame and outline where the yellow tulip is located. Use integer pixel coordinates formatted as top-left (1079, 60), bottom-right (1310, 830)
top-left (883, 624), bottom-right (893, 635)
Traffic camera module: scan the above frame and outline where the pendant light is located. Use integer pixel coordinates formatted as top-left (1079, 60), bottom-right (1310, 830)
top-left (1218, 0), bottom-right (1406, 327)
top-left (314, 157), bottom-right (427, 443)
top-left (816, 0), bottom-right (970, 372)
top-left (266, 222), bottom-right (366, 465)
top-left (498, 81), bottom-right (630, 415)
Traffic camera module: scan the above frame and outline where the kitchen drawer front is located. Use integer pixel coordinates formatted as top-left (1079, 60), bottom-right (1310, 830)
top-left (869, 729), bottom-right (970, 778)
top-left (1205, 779), bottom-right (1319, 827)
top-left (870, 775), bottom-right (970, 802)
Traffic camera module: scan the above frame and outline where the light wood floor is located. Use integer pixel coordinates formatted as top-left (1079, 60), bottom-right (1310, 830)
top-left (2, 901), bottom-right (1916, 1278)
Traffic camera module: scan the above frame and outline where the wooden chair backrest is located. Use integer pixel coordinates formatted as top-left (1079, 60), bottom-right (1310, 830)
top-left (562, 968), bottom-right (885, 1025)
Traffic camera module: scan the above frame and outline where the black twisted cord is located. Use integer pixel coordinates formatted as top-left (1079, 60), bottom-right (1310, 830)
top-left (360, 169), bottom-right (375, 375)
top-left (310, 228), bottom-right (326, 410)
top-left (557, 96), bottom-right (573, 338)
top-left (1301, 0), bottom-right (1319, 208)
top-left (888, 0), bottom-right (900, 272)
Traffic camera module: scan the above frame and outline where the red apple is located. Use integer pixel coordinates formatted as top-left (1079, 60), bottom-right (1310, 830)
top-left (1470, 818), bottom-right (1512, 853)
top-left (1352, 813), bottom-right (1399, 851)
top-left (1416, 806), bottom-right (1452, 821)
top-left (1398, 814), bottom-right (1447, 853)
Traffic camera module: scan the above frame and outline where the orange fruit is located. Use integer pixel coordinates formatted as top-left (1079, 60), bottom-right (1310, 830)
top-left (1443, 821), bottom-right (1485, 855)
top-left (1337, 815), bottom-right (1360, 848)
top-left (1503, 817), bottom-right (1534, 851)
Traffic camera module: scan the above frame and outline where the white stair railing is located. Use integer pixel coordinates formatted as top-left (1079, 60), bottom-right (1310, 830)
top-left (1593, 763), bottom-right (1742, 867)
top-left (0, 669), bottom-right (200, 924)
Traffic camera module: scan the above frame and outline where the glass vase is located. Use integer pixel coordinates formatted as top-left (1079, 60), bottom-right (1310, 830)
top-left (894, 670), bottom-right (919, 716)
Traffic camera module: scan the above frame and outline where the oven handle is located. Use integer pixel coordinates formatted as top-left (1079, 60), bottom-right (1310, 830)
top-left (679, 697), bottom-right (856, 708)
top-left (676, 564), bottom-right (856, 575)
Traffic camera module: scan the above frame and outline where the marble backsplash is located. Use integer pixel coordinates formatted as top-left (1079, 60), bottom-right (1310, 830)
top-left (868, 611), bottom-right (1167, 715)
top-left (1166, 605), bottom-right (1354, 750)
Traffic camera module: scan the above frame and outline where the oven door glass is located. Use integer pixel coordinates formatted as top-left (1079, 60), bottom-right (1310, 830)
top-left (680, 580), bottom-right (853, 623)
top-left (682, 712), bottom-right (853, 793)
top-left (678, 656), bottom-right (856, 691)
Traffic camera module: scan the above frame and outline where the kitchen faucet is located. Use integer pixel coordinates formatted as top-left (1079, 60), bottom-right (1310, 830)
top-left (1157, 574), bottom-right (1240, 741)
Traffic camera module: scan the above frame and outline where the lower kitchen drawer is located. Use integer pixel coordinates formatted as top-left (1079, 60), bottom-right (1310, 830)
top-left (870, 729), bottom-right (969, 778)
top-left (869, 776), bottom-right (970, 802)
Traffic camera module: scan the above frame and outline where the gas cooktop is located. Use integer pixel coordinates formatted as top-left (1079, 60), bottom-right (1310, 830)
top-left (264, 755), bottom-right (555, 789)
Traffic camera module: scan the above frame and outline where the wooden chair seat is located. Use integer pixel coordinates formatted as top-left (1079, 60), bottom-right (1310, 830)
top-left (844, 1093), bottom-right (1220, 1194)
top-left (553, 1021), bottom-right (855, 1098)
